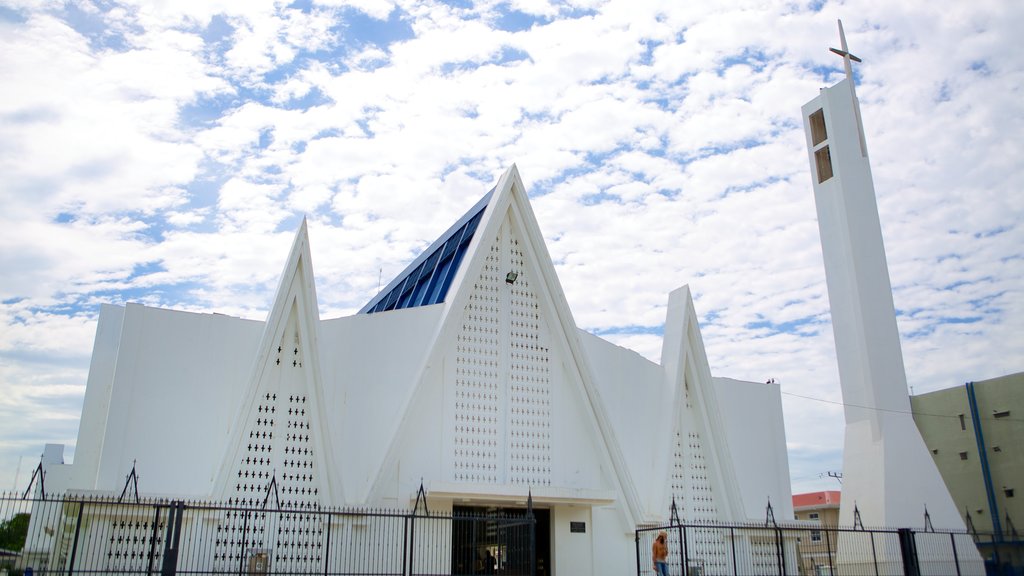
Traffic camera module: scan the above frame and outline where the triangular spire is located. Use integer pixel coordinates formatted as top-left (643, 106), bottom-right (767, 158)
top-left (208, 221), bottom-right (340, 574)
top-left (365, 166), bottom-right (642, 527)
top-left (658, 286), bottom-right (743, 525)
top-left (212, 220), bottom-right (340, 506)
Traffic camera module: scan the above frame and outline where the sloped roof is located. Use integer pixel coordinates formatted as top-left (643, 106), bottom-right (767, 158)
top-left (793, 490), bottom-right (841, 510)
top-left (360, 188), bottom-right (494, 314)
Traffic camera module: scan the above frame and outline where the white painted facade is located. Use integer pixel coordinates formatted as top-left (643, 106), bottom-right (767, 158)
top-left (801, 27), bottom-right (983, 574)
top-left (50, 166), bottom-right (792, 575)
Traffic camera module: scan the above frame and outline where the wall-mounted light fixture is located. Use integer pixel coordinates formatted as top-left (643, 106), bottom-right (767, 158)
top-left (505, 271), bottom-right (518, 284)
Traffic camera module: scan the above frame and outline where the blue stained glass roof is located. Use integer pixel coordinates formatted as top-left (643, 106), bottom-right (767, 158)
top-left (359, 188), bottom-right (494, 314)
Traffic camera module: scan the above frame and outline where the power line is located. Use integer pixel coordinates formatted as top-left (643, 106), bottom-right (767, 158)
top-left (780, 390), bottom-right (1024, 424)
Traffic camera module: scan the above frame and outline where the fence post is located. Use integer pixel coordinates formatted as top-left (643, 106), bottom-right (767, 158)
top-left (897, 528), bottom-right (920, 576)
top-left (681, 525), bottom-right (689, 576)
top-left (406, 512), bottom-right (415, 576)
top-left (160, 501), bottom-right (184, 576)
top-left (949, 532), bottom-right (962, 576)
top-left (237, 508), bottom-right (250, 576)
top-left (66, 500), bottom-right (85, 576)
top-left (529, 511), bottom-right (536, 576)
top-left (323, 514), bottom-right (332, 576)
top-left (147, 504), bottom-right (162, 575)
top-left (730, 527), bottom-right (738, 576)
top-left (823, 526), bottom-right (833, 576)
top-left (634, 530), bottom-right (640, 576)
top-left (869, 532), bottom-right (879, 576)
top-left (774, 527), bottom-right (784, 575)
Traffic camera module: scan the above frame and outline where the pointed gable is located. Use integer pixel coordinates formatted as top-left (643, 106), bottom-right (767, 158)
top-left (366, 166), bottom-right (642, 525)
top-left (659, 286), bottom-right (743, 526)
top-left (213, 219), bottom-right (340, 510)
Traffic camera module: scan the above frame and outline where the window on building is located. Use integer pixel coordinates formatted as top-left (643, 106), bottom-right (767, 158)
top-left (931, 448), bottom-right (939, 455)
top-left (1005, 488), bottom-right (1015, 498)
top-left (811, 530), bottom-right (822, 543)
top-left (993, 446), bottom-right (1002, 453)
top-left (993, 410), bottom-right (1010, 418)
top-left (809, 109), bottom-right (828, 145)
top-left (814, 146), bottom-right (833, 183)
top-left (959, 414), bottom-right (966, 431)
top-left (959, 451), bottom-right (968, 460)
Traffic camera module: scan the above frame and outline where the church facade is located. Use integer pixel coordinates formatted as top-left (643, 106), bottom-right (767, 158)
top-left (47, 166), bottom-right (792, 575)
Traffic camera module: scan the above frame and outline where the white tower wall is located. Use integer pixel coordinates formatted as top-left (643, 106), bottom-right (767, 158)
top-left (802, 51), bottom-right (983, 572)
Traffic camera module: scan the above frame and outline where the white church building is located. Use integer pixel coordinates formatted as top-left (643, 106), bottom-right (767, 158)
top-left (44, 165), bottom-right (792, 575)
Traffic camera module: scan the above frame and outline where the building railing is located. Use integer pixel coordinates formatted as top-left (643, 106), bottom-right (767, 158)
top-left (0, 491), bottom-right (535, 576)
top-left (635, 520), bottom-right (1003, 576)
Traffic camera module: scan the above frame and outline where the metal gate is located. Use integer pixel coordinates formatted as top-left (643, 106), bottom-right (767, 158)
top-left (0, 490), bottom-right (536, 576)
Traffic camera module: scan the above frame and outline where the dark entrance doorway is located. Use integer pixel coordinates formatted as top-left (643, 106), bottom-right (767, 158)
top-left (452, 505), bottom-right (550, 576)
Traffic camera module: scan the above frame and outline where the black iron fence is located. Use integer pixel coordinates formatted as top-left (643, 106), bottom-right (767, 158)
top-left (0, 491), bottom-right (535, 576)
top-left (636, 521), bottom-right (1000, 576)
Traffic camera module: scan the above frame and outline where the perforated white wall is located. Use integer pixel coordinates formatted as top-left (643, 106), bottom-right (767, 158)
top-left (103, 514), bottom-right (164, 572)
top-left (507, 235), bottom-right (551, 487)
top-left (667, 378), bottom-right (727, 571)
top-left (216, 308), bottom-right (324, 572)
top-left (453, 237), bottom-right (503, 484)
top-left (451, 217), bottom-right (551, 486)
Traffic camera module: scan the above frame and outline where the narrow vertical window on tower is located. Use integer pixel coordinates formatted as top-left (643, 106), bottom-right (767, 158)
top-left (809, 109), bottom-right (828, 145)
top-left (809, 108), bottom-right (834, 183)
top-left (815, 146), bottom-right (834, 183)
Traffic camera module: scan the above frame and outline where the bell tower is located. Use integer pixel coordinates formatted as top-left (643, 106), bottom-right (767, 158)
top-left (801, 20), bottom-right (981, 573)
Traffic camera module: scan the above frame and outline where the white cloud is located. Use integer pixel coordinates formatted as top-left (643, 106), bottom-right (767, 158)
top-left (315, 0), bottom-right (396, 21)
top-left (0, 0), bottom-right (1021, 499)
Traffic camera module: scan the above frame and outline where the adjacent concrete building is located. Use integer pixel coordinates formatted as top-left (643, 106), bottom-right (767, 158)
top-left (793, 491), bottom-right (841, 576)
top-left (912, 373), bottom-right (1024, 566)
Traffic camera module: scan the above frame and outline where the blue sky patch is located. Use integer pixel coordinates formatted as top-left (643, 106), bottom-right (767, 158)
top-left (593, 324), bottom-right (664, 336)
top-left (202, 14), bottom-right (234, 43)
top-left (495, 9), bottom-right (539, 33)
top-left (338, 6), bottom-right (413, 48)
top-left (0, 5), bottom-right (26, 23)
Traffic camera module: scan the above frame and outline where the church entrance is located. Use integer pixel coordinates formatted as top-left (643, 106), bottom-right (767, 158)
top-left (452, 505), bottom-right (550, 576)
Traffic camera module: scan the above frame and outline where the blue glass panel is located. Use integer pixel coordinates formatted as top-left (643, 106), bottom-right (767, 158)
top-left (440, 227), bottom-right (465, 259)
top-left (425, 254), bottom-right (455, 305)
top-left (436, 237), bottom-right (472, 302)
top-left (411, 250), bottom-right (441, 307)
top-left (463, 210), bottom-right (483, 238)
top-left (396, 264), bottom-right (421, 307)
top-left (383, 286), bottom-right (401, 311)
top-left (359, 186), bottom-right (494, 314)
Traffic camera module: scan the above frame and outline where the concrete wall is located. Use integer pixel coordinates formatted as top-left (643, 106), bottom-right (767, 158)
top-left (87, 304), bottom-right (263, 496)
top-left (716, 377), bottom-right (794, 521)
top-left (912, 373), bottom-right (1024, 534)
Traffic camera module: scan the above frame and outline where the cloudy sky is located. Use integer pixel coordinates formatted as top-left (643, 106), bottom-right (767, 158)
top-left (0, 0), bottom-right (1021, 499)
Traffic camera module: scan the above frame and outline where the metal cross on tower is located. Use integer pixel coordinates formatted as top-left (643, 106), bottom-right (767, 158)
top-left (829, 19), bottom-right (862, 83)
top-left (829, 19), bottom-right (868, 156)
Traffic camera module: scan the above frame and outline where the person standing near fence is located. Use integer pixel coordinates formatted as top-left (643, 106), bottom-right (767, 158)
top-left (652, 531), bottom-right (669, 576)
top-left (484, 549), bottom-right (496, 574)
